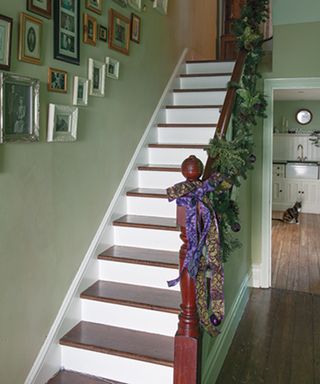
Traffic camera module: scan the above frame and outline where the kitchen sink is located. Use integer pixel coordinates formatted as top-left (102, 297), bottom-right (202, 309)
top-left (286, 162), bottom-right (319, 179)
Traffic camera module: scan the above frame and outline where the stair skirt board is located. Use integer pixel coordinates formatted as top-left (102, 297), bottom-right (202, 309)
top-left (27, 50), bottom-right (235, 384)
top-left (25, 49), bottom-right (189, 384)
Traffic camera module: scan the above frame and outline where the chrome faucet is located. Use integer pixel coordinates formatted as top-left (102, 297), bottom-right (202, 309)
top-left (297, 144), bottom-right (307, 161)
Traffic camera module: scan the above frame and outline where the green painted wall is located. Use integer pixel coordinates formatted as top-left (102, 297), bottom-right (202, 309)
top-left (274, 100), bottom-right (320, 134)
top-left (273, 0), bottom-right (320, 26)
top-left (0, 1), bottom-right (192, 383)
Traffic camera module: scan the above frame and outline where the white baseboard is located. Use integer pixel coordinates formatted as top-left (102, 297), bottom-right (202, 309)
top-left (248, 264), bottom-right (262, 288)
top-left (25, 48), bottom-right (188, 384)
top-left (202, 273), bottom-right (250, 384)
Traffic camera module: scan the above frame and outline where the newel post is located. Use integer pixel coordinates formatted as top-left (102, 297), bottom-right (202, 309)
top-left (173, 155), bottom-right (203, 384)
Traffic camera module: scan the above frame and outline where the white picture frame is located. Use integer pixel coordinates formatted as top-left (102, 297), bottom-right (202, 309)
top-left (153, 0), bottom-right (168, 15)
top-left (47, 103), bottom-right (78, 142)
top-left (73, 76), bottom-right (89, 106)
top-left (88, 58), bottom-right (105, 97)
top-left (128, 0), bottom-right (142, 12)
top-left (105, 57), bottom-right (120, 80)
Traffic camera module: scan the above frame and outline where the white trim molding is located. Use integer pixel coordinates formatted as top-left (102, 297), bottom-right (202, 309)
top-left (25, 48), bottom-right (189, 384)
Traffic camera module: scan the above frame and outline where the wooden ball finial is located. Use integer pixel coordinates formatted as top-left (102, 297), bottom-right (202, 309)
top-left (181, 155), bottom-right (203, 181)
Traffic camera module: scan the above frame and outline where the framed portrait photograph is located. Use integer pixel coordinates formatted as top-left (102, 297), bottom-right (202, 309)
top-left (99, 25), bottom-right (108, 42)
top-left (47, 104), bottom-right (78, 142)
top-left (54, 0), bottom-right (80, 65)
top-left (130, 13), bottom-right (141, 43)
top-left (88, 58), bottom-right (105, 97)
top-left (0, 15), bottom-right (13, 71)
top-left (153, 0), bottom-right (168, 15)
top-left (128, 0), bottom-right (142, 12)
top-left (108, 9), bottom-right (130, 55)
top-left (105, 57), bottom-right (119, 80)
top-left (18, 13), bottom-right (42, 65)
top-left (73, 76), bottom-right (89, 106)
top-left (85, 0), bottom-right (103, 15)
top-left (112, 0), bottom-right (128, 8)
top-left (0, 72), bottom-right (40, 143)
top-left (48, 67), bottom-right (67, 93)
top-left (27, 0), bottom-right (52, 19)
top-left (83, 13), bottom-right (97, 46)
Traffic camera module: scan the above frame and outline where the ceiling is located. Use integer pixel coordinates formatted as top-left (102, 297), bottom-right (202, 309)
top-left (274, 88), bottom-right (320, 101)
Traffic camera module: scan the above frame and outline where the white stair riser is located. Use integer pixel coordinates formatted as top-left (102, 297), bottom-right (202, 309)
top-left (148, 147), bottom-right (207, 165)
top-left (82, 300), bottom-right (178, 336)
top-left (173, 91), bottom-right (226, 106)
top-left (185, 61), bottom-right (235, 74)
top-left (99, 260), bottom-right (180, 291)
top-left (180, 76), bottom-right (230, 89)
top-left (62, 346), bottom-right (173, 384)
top-left (166, 108), bottom-right (220, 124)
top-left (157, 127), bottom-right (215, 144)
top-left (127, 196), bottom-right (176, 218)
top-left (139, 170), bottom-right (183, 189)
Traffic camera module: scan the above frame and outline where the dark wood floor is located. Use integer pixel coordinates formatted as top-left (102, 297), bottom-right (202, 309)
top-left (272, 213), bottom-right (320, 295)
top-left (216, 288), bottom-right (320, 384)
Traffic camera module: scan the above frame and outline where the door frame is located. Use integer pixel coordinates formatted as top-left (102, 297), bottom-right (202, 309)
top-left (260, 77), bottom-right (320, 288)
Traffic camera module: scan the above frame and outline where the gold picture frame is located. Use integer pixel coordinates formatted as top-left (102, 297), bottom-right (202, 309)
top-left (18, 12), bottom-right (42, 65)
top-left (108, 8), bottom-right (130, 55)
top-left (83, 13), bottom-right (97, 46)
top-left (48, 67), bottom-right (68, 93)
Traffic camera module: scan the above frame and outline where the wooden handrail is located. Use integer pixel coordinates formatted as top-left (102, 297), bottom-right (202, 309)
top-left (202, 49), bottom-right (247, 180)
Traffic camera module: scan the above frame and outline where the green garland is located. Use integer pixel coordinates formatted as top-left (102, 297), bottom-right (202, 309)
top-left (207, 0), bottom-right (269, 262)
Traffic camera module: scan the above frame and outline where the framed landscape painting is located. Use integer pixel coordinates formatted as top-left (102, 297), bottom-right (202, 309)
top-left (0, 15), bottom-right (13, 71)
top-left (54, 0), bottom-right (80, 65)
top-left (0, 72), bottom-right (40, 143)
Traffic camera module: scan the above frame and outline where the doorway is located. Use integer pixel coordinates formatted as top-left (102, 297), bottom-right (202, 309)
top-left (260, 78), bottom-right (320, 290)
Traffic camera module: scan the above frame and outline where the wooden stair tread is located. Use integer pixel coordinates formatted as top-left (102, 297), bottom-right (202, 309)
top-left (166, 104), bottom-right (222, 109)
top-left (186, 59), bottom-right (235, 64)
top-left (180, 73), bottom-right (232, 78)
top-left (126, 188), bottom-right (167, 198)
top-left (60, 321), bottom-right (174, 367)
top-left (47, 370), bottom-right (124, 384)
top-left (157, 123), bottom-right (217, 128)
top-left (173, 88), bottom-right (227, 93)
top-left (148, 143), bottom-right (207, 149)
top-left (98, 245), bottom-right (179, 269)
top-left (81, 280), bottom-right (180, 313)
top-left (138, 164), bottom-right (180, 172)
top-left (113, 215), bottom-right (178, 231)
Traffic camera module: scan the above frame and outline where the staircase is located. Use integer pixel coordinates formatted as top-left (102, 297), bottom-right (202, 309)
top-left (46, 59), bottom-right (235, 384)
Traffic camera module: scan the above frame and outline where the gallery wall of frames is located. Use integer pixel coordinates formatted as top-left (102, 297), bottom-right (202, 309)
top-left (0, 0), bottom-right (169, 143)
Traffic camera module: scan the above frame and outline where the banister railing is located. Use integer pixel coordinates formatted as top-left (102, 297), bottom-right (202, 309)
top-left (173, 50), bottom-right (247, 384)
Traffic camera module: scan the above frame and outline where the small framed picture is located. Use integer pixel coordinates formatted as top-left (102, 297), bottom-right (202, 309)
top-left (18, 13), bottom-right (42, 65)
top-left (48, 68), bottom-right (67, 93)
top-left (27, 0), bottom-right (52, 19)
top-left (85, 0), bottom-right (103, 15)
top-left (0, 15), bottom-right (13, 71)
top-left (130, 13), bottom-right (141, 43)
top-left (99, 25), bottom-right (108, 42)
top-left (106, 57), bottom-right (120, 80)
top-left (83, 13), bottom-right (97, 46)
top-left (112, 0), bottom-right (128, 8)
top-left (54, 0), bottom-right (80, 65)
top-left (108, 9), bottom-right (130, 55)
top-left (88, 58), bottom-right (105, 97)
top-left (153, 0), bottom-right (168, 15)
top-left (0, 72), bottom-right (40, 143)
top-left (128, 0), bottom-right (142, 12)
top-left (47, 104), bottom-right (78, 142)
top-left (73, 76), bottom-right (89, 106)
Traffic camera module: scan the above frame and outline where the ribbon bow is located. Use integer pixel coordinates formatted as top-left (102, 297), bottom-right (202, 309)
top-left (167, 174), bottom-right (231, 336)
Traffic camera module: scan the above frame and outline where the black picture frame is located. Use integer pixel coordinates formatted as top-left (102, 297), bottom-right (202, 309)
top-left (53, 0), bottom-right (80, 65)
